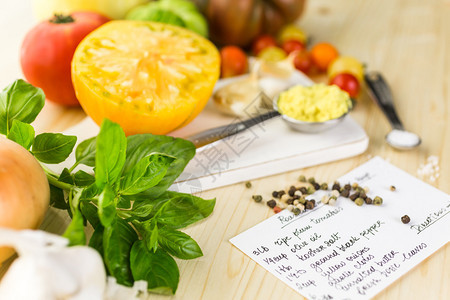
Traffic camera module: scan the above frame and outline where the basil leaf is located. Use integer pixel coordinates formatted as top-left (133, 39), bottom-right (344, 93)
top-left (74, 170), bottom-right (95, 186)
top-left (95, 119), bottom-right (127, 189)
top-left (103, 219), bottom-right (138, 286)
top-left (59, 168), bottom-right (74, 184)
top-left (124, 135), bottom-right (195, 197)
top-left (117, 196), bottom-right (131, 209)
top-left (98, 185), bottom-right (117, 227)
top-left (81, 183), bottom-right (100, 201)
top-left (130, 202), bottom-right (155, 219)
top-left (130, 240), bottom-right (179, 294)
top-left (120, 195), bottom-right (172, 221)
top-left (59, 169), bottom-right (94, 191)
top-left (75, 136), bottom-right (96, 167)
top-left (0, 79), bottom-right (45, 135)
top-left (80, 201), bottom-right (100, 229)
top-left (32, 133), bottom-right (77, 164)
top-left (119, 153), bottom-right (175, 195)
top-left (147, 221), bottom-right (159, 252)
top-left (156, 192), bottom-right (215, 229)
top-left (158, 228), bottom-right (202, 260)
top-left (7, 120), bottom-right (35, 149)
top-left (63, 208), bottom-right (86, 246)
top-left (132, 219), bottom-right (164, 255)
top-left (49, 184), bottom-right (67, 210)
top-left (89, 225), bottom-right (104, 256)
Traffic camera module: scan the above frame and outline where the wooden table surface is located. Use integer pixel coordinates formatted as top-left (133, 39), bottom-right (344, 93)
top-left (1, 0), bottom-right (449, 299)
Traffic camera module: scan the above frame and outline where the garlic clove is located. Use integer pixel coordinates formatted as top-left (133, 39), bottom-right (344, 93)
top-left (53, 247), bottom-right (106, 300)
top-left (213, 74), bottom-right (262, 117)
top-left (257, 52), bottom-right (297, 79)
top-left (258, 77), bottom-right (292, 100)
top-left (104, 277), bottom-right (148, 300)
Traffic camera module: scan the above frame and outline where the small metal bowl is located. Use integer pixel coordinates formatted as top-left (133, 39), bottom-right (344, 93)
top-left (273, 97), bottom-right (350, 133)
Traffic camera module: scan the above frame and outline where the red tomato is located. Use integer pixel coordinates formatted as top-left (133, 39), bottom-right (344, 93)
top-left (21, 12), bottom-right (110, 106)
top-left (251, 35), bottom-right (277, 55)
top-left (281, 39), bottom-right (305, 54)
top-left (329, 73), bottom-right (360, 98)
top-left (293, 51), bottom-right (313, 74)
top-left (220, 46), bottom-right (248, 78)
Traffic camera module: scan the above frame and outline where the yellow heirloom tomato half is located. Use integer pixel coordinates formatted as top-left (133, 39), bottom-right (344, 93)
top-left (72, 20), bottom-right (220, 135)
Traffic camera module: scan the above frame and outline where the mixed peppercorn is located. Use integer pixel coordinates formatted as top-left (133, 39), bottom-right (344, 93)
top-left (401, 215), bottom-right (411, 224)
top-left (246, 176), bottom-right (397, 216)
top-left (247, 176), bottom-right (411, 224)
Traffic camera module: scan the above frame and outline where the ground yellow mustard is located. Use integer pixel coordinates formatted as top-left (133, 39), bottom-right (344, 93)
top-left (277, 84), bottom-right (352, 122)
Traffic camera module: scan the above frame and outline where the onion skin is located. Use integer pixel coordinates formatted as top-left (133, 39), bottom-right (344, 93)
top-left (0, 136), bottom-right (50, 263)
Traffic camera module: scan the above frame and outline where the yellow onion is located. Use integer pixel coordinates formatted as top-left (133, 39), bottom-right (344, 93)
top-left (0, 136), bottom-right (50, 263)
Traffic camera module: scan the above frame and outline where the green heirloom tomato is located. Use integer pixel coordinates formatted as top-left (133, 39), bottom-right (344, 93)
top-left (126, 0), bottom-right (208, 37)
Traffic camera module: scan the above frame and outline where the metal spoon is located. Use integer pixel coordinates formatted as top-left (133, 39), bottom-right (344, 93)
top-left (364, 71), bottom-right (421, 150)
top-left (187, 91), bottom-right (349, 148)
top-left (186, 109), bottom-right (280, 148)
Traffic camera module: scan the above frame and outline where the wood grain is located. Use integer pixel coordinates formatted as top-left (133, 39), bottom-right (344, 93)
top-left (1, 0), bottom-right (449, 299)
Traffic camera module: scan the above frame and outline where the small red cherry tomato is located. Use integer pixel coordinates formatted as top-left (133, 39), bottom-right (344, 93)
top-left (281, 39), bottom-right (305, 54)
top-left (220, 46), bottom-right (248, 78)
top-left (329, 73), bottom-right (360, 98)
top-left (293, 51), bottom-right (313, 74)
top-left (21, 12), bottom-right (110, 106)
top-left (251, 35), bottom-right (278, 55)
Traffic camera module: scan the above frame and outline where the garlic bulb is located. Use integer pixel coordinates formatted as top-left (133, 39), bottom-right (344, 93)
top-left (0, 228), bottom-right (105, 300)
top-left (0, 228), bottom-right (150, 300)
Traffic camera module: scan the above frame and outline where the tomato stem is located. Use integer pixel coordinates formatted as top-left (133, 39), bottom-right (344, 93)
top-left (50, 14), bottom-right (75, 24)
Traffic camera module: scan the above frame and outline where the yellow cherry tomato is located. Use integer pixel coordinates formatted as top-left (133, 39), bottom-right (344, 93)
top-left (257, 46), bottom-right (287, 63)
top-left (327, 56), bottom-right (365, 83)
top-left (277, 24), bottom-right (307, 44)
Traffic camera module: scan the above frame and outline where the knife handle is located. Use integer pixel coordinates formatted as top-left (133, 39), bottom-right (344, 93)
top-left (364, 71), bottom-right (404, 130)
top-left (187, 110), bottom-right (280, 148)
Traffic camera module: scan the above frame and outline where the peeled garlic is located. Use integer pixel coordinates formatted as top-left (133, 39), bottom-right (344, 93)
top-left (257, 52), bottom-right (297, 79)
top-left (213, 73), bottom-right (262, 117)
top-left (259, 77), bottom-right (292, 100)
top-left (213, 60), bottom-right (292, 117)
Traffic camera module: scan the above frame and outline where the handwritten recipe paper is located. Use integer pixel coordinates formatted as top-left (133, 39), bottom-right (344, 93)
top-left (230, 157), bottom-right (450, 300)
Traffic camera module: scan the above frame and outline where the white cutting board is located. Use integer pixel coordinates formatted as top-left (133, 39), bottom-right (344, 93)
top-left (62, 70), bottom-right (368, 193)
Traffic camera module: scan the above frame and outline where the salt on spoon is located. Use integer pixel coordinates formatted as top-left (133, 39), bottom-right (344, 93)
top-left (386, 129), bottom-right (421, 149)
top-left (365, 72), bottom-right (421, 150)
